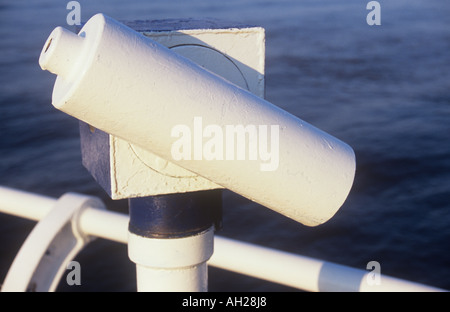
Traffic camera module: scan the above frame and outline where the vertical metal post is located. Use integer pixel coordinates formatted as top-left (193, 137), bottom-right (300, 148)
top-left (74, 18), bottom-right (264, 292)
top-left (127, 190), bottom-right (222, 292)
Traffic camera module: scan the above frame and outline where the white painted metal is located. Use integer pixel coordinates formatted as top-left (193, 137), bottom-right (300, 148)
top-left (1, 192), bottom-right (105, 292)
top-left (0, 186), bottom-right (445, 292)
top-left (128, 229), bottom-right (214, 292)
top-left (134, 262), bottom-right (208, 292)
top-left (209, 236), bottom-right (445, 292)
top-left (147, 26), bottom-right (265, 98)
top-left (0, 186), bottom-right (127, 244)
top-left (84, 24), bottom-right (265, 200)
top-left (78, 207), bottom-right (128, 244)
top-left (38, 13), bottom-right (356, 227)
top-left (0, 186), bottom-right (55, 220)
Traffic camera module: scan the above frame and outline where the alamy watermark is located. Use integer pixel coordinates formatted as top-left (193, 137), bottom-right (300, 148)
top-left (66, 1), bottom-right (81, 26)
top-left (366, 260), bottom-right (381, 286)
top-left (67, 1), bottom-right (381, 27)
top-left (366, 1), bottom-right (381, 26)
top-left (66, 260), bottom-right (81, 286)
top-left (171, 117), bottom-right (280, 172)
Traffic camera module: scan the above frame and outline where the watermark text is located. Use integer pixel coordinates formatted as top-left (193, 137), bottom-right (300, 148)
top-left (366, 260), bottom-right (381, 286)
top-left (171, 117), bottom-right (280, 171)
top-left (366, 1), bottom-right (381, 26)
top-left (66, 260), bottom-right (81, 286)
top-left (66, 1), bottom-right (81, 26)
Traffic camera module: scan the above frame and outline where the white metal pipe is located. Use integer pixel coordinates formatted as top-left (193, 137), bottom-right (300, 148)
top-left (0, 186), bottom-right (127, 244)
top-left (210, 236), bottom-right (445, 292)
top-left (2, 193), bottom-right (104, 292)
top-left (134, 262), bottom-right (208, 292)
top-left (78, 207), bottom-right (128, 244)
top-left (0, 186), bottom-right (445, 292)
top-left (128, 229), bottom-right (214, 292)
top-left (38, 13), bottom-right (356, 227)
top-left (0, 186), bottom-right (55, 221)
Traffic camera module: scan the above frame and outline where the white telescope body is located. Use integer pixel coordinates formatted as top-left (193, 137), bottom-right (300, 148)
top-left (39, 14), bottom-right (355, 226)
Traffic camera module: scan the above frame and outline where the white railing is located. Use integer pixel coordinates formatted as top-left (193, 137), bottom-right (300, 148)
top-left (0, 185), bottom-right (445, 292)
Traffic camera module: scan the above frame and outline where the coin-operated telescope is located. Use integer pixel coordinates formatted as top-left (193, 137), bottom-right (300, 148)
top-left (39, 14), bottom-right (356, 291)
top-left (39, 13), bottom-right (355, 227)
